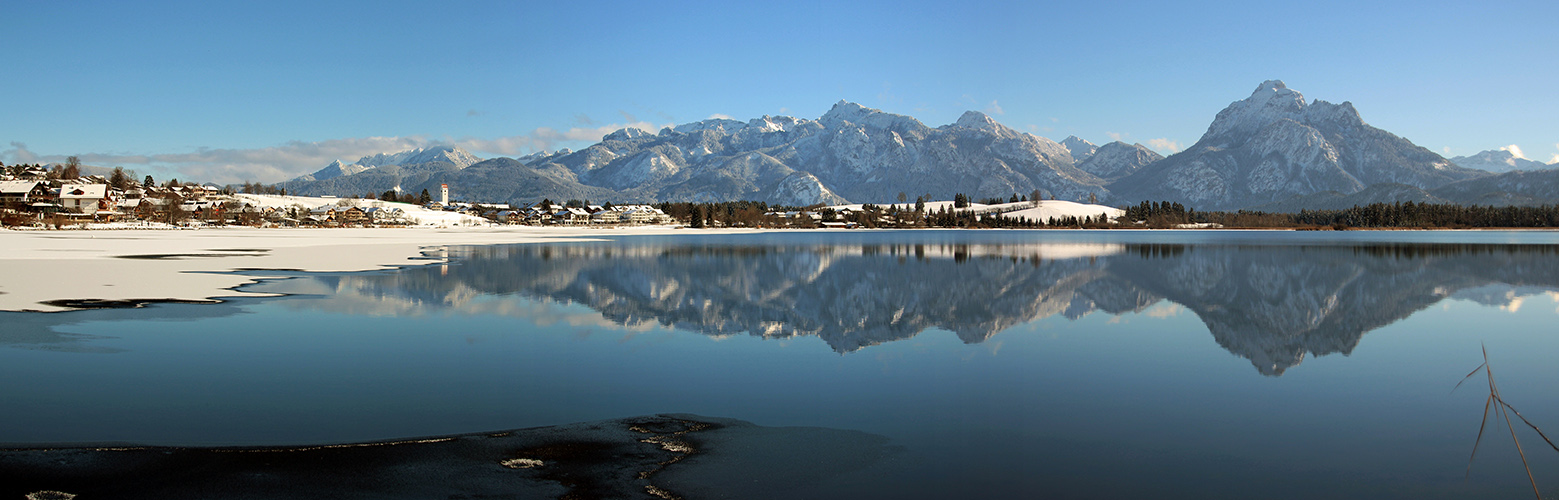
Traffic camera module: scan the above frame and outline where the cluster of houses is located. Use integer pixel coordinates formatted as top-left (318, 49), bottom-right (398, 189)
top-left (492, 203), bottom-right (676, 225)
top-left (1, 165), bottom-right (680, 228)
top-left (3, 175), bottom-right (192, 221)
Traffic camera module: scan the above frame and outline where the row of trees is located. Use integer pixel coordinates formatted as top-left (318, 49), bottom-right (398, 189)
top-left (1293, 202), bottom-right (1559, 229)
top-left (1116, 201), bottom-right (1559, 229)
top-left (649, 199), bottom-right (1559, 230)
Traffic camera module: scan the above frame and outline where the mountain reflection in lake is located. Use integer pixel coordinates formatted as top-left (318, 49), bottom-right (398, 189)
top-left (264, 234), bottom-right (1559, 376)
top-left (6, 230), bottom-right (1559, 499)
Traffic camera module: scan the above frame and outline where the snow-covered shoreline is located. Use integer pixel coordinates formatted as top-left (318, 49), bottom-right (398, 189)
top-left (0, 225), bottom-right (766, 312)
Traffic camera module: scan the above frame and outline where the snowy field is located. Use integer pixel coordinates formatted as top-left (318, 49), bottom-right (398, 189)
top-left (0, 225), bottom-right (751, 312)
top-left (231, 194), bottom-right (492, 226)
top-left (826, 200), bottom-right (1124, 222)
top-left (996, 200), bottom-right (1125, 223)
top-left (0, 195), bottom-right (1126, 313)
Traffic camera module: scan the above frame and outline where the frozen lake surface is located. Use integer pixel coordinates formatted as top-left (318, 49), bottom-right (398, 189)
top-left (4, 230), bottom-right (1558, 498)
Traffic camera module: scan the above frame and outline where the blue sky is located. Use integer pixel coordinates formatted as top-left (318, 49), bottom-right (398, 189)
top-left (4, 0), bottom-right (1556, 183)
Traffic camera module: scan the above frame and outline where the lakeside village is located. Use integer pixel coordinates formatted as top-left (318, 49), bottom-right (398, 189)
top-left (3, 161), bottom-right (1111, 230)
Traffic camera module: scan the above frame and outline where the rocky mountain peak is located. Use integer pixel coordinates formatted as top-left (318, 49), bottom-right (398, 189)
top-left (604, 127), bottom-right (650, 142)
top-left (355, 146), bottom-right (482, 169)
top-left (818, 101), bottom-right (927, 132)
top-left (1203, 80), bottom-right (1308, 144)
top-left (955, 110), bottom-right (999, 130)
top-left (1061, 136), bottom-right (1098, 162)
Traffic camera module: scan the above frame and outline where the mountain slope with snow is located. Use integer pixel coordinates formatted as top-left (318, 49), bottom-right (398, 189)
top-left (1061, 136), bottom-right (1098, 164)
top-left (1075, 141), bottom-right (1162, 181)
top-left (1107, 80), bottom-right (1487, 210)
top-left (519, 101), bottom-right (1105, 205)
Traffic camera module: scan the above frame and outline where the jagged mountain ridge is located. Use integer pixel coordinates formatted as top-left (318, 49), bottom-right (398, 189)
top-left (275, 102), bottom-right (1108, 205)
top-left (521, 102), bottom-right (1106, 205)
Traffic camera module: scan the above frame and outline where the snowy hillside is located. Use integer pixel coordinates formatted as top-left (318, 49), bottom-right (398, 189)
top-left (233, 194), bottom-right (491, 226)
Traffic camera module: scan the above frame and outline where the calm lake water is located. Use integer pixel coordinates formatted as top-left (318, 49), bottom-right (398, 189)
top-left (4, 230), bottom-right (1558, 499)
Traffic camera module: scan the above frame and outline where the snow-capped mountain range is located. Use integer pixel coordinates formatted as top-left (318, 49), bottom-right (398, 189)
top-left (277, 81), bottom-right (1559, 209)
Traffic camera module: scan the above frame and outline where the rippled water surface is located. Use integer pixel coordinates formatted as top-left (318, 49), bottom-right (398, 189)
top-left (4, 230), bottom-right (1558, 498)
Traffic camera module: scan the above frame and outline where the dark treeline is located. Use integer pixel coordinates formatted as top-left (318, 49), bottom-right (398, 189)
top-left (1119, 200), bottom-right (1559, 229)
top-left (1293, 202), bottom-right (1559, 229)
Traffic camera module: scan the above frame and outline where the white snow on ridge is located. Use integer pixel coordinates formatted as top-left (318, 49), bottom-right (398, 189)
top-left (823, 200), bottom-right (1123, 223)
top-left (233, 194), bottom-right (491, 227)
top-left (999, 200), bottom-right (1124, 223)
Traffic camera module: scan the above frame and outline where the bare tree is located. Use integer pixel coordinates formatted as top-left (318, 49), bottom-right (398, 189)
top-left (63, 156), bottom-right (81, 179)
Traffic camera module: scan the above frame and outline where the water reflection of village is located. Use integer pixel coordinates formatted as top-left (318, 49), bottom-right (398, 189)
top-left (262, 239), bottom-right (1559, 376)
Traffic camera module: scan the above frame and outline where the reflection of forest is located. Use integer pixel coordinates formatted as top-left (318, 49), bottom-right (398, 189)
top-left (296, 241), bottom-right (1559, 375)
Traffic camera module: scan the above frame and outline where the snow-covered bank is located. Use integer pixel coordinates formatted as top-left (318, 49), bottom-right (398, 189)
top-left (0, 226), bottom-right (745, 312)
top-left (231, 194), bottom-right (491, 226)
top-left (999, 200), bottom-right (1124, 223)
top-left (826, 200), bottom-right (1124, 222)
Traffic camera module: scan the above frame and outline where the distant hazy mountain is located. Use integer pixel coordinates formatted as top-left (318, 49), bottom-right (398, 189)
top-left (1430, 168), bottom-right (1559, 206)
top-left (291, 146), bottom-right (482, 183)
top-left (1244, 184), bottom-right (1450, 213)
top-left (1448, 149), bottom-right (1555, 173)
top-left (1108, 80), bottom-right (1487, 210)
top-left (279, 146), bottom-right (484, 197)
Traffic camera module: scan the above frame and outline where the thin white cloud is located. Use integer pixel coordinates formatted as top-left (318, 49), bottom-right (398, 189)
top-left (1501, 144), bottom-right (1525, 159)
top-left (1442, 146), bottom-right (1453, 155)
top-left (1105, 132), bottom-right (1125, 141)
top-left (1147, 138), bottom-right (1183, 154)
top-left (708, 113), bottom-right (734, 120)
top-left (984, 100), bottom-right (1005, 115)
top-left (1551, 143), bottom-right (1559, 164)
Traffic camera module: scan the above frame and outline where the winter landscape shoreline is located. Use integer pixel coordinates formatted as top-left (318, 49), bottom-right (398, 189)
top-left (5, 224), bottom-right (1556, 313)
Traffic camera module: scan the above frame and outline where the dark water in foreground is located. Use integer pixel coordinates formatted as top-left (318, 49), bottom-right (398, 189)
top-left (3, 230), bottom-right (1558, 499)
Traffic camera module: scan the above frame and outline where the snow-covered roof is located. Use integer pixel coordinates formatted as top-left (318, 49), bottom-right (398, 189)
top-left (0, 180), bottom-right (40, 194)
top-left (58, 184), bottom-right (107, 200)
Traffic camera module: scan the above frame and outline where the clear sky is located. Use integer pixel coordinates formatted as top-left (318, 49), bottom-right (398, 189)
top-left (4, 0), bottom-right (1556, 184)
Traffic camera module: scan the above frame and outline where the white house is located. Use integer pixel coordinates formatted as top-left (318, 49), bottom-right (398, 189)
top-left (58, 184), bottom-right (108, 215)
top-left (0, 181), bottom-right (44, 206)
